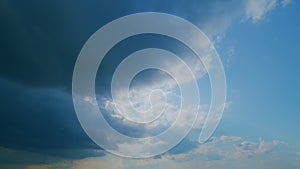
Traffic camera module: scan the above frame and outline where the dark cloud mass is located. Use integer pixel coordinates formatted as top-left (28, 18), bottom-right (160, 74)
top-left (0, 0), bottom-right (244, 87)
top-left (0, 0), bottom-right (133, 160)
top-left (0, 0), bottom-right (128, 87)
top-left (0, 78), bottom-right (102, 159)
top-left (0, 0), bottom-right (247, 163)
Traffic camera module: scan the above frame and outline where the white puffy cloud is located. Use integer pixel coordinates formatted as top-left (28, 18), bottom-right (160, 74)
top-left (69, 0), bottom-right (294, 167)
top-left (100, 48), bottom-right (214, 132)
top-left (96, 0), bottom-right (294, 149)
top-left (233, 139), bottom-right (285, 157)
top-left (22, 136), bottom-right (296, 169)
top-left (168, 137), bottom-right (286, 162)
top-left (65, 137), bottom-right (288, 168)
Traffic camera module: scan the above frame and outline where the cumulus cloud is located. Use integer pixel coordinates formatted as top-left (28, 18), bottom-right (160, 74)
top-left (234, 139), bottom-right (285, 157)
top-left (44, 136), bottom-right (292, 169)
top-left (166, 136), bottom-right (287, 163)
top-left (95, 0), bottom-right (291, 142)
top-left (98, 47), bottom-right (213, 137)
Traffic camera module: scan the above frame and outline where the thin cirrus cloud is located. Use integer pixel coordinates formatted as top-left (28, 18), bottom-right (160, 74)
top-left (297, 152), bottom-right (300, 161)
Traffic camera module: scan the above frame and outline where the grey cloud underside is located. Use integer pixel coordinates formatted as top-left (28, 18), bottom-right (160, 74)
top-left (0, 0), bottom-right (245, 87)
top-left (0, 0), bottom-right (274, 88)
top-left (0, 0), bottom-right (128, 87)
top-left (0, 79), bottom-right (101, 159)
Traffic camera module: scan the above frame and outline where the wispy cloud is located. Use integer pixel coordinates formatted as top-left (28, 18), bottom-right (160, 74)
top-left (297, 152), bottom-right (300, 161)
top-left (243, 0), bottom-right (293, 23)
top-left (220, 135), bottom-right (242, 142)
top-left (281, 0), bottom-right (293, 7)
top-left (244, 0), bottom-right (277, 23)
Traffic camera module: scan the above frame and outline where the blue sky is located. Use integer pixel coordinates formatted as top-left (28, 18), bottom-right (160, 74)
top-left (218, 1), bottom-right (300, 143)
top-left (0, 0), bottom-right (300, 169)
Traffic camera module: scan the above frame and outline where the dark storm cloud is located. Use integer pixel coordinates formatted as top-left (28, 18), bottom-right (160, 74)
top-left (0, 0), bottom-right (130, 161)
top-left (0, 0), bottom-right (247, 162)
top-left (0, 0), bottom-right (245, 87)
top-left (0, 0), bottom-right (245, 88)
top-left (0, 78), bottom-right (104, 159)
top-left (0, 0), bottom-right (129, 87)
top-left (0, 0), bottom-right (135, 160)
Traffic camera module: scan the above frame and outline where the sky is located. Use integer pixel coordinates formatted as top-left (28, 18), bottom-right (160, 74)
top-left (0, 0), bottom-right (300, 168)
